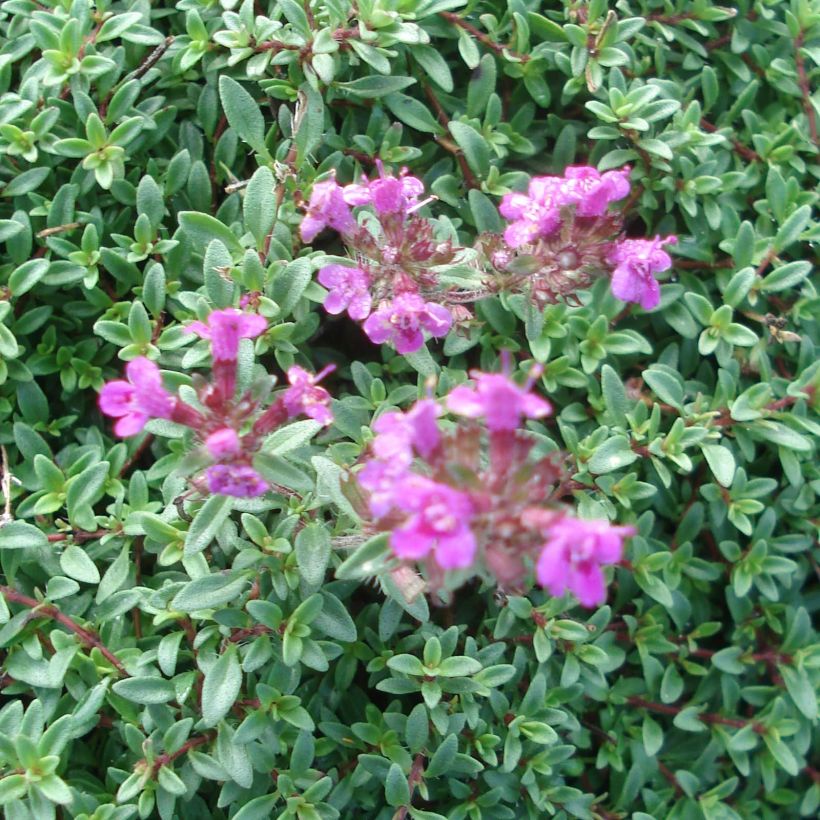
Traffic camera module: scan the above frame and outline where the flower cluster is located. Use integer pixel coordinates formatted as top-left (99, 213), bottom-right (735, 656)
top-left (99, 308), bottom-right (334, 497)
top-left (301, 161), bottom-right (459, 354)
top-left (485, 165), bottom-right (677, 310)
top-left (356, 364), bottom-right (634, 605)
top-left (300, 162), bottom-right (677, 353)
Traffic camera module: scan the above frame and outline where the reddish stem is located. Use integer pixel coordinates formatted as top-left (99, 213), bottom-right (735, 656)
top-left (628, 696), bottom-right (766, 733)
top-left (438, 11), bottom-right (530, 63)
top-left (0, 585), bottom-right (128, 676)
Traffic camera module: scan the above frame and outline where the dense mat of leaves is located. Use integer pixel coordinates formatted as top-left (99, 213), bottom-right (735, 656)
top-left (0, 1), bottom-right (818, 818)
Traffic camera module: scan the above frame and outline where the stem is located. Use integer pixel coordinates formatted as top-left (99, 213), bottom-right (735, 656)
top-left (421, 83), bottom-right (479, 190)
top-left (627, 696), bottom-right (766, 733)
top-left (46, 529), bottom-right (110, 543)
top-left (795, 31), bottom-right (819, 147)
top-left (150, 734), bottom-right (212, 775)
top-left (699, 119), bottom-right (762, 163)
top-left (0, 586), bottom-right (128, 676)
top-left (394, 753), bottom-right (426, 820)
top-left (438, 12), bottom-right (530, 63)
top-left (119, 434), bottom-right (155, 477)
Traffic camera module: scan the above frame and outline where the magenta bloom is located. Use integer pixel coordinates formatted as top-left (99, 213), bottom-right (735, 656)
top-left (186, 308), bottom-right (268, 363)
top-left (499, 166), bottom-right (630, 247)
top-left (446, 371), bottom-right (552, 432)
top-left (300, 178), bottom-right (356, 242)
top-left (343, 161), bottom-right (426, 215)
top-left (391, 477), bottom-right (476, 570)
top-left (608, 235), bottom-right (677, 310)
top-left (206, 464), bottom-right (269, 497)
top-left (358, 459), bottom-right (407, 518)
top-left (372, 399), bottom-right (442, 463)
top-left (499, 187), bottom-right (561, 248)
top-left (317, 264), bottom-right (372, 321)
top-left (560, 166), bottom-right (631, 216)
top-left (362, 294), bottom-right (452, 354)
top-left (205, 428), bottom-right (241, 459)
top-left (536, 517), bottom-right (635, 607)
top-left (99, 357), bottom-right (174, 437)
top-left (282, 366), bottom-right (334, 426)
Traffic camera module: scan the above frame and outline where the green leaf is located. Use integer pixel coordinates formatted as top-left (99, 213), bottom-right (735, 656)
top-left (202, 645), bottom-right (243, 727)
top-left (112, 676), bottom-right (176, 705)
top-left (643, 365), bottom-right (685, 409)
top-left (385, 763), bottom-right (410, 807)
top-left (780, 665), bottom-right (817, 721)
top-left (449, 121), bottom-right (491, 177)
top-left (218, 76), bottom-right (267, 154)
top-left (337, 75), bottom-right (416, 98)
top-left (384, 93), bottom-right (442, 134)
top-left (701, 444), bottom-right (736, 488)
top-left (0, 521), bottom-right (48, 550)
top-left (59, 544), bottom-right (100, 584)
top-left (184, 494), bottom-right (234, 556)
top-left (587, 436), bottom-right (638, 474)
top-left (178, 211), bottom-right (243, 255)
top-left (171, 573), bottom-right (249, 612)
top-left (295, 522), bottom-right (331, 587)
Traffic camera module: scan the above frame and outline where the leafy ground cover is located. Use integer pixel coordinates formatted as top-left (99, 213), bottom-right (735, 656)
top-left (0, 1), bottom-right (818, 818)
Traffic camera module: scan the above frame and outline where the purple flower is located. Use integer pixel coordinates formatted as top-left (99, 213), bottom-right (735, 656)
top-left (206, 464), bottom-right (269, 497)
top-left (317, 264), bottom-right (372, 321)
top-left (390, 477), bottom-right (477, 570)
top-left (186, 308), bottom-right (268, 363)
top-left (282, 366), bottom-right (334, 426)
top-left (362, 294), bottom-right (452, 354)
top-left (300, 178), bottom-right (356, 242)
top-left (343, 161), bottom-right (426, 215)
top-left (607, 235), bottom-right (677, 310)
top-left (99, 357), bottom-right (174, 437)
top-left (536, 517), bottom-right (635, 607)
top-left (372, 399), bottom-right (442, 463)
top-left (205, 428), bottom-right (241, 459)
top-left (446, 371), bottom-right (552, 432)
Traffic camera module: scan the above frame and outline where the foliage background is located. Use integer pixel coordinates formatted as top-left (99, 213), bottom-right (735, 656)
top-left (0, 0), bottom-right (818, 818)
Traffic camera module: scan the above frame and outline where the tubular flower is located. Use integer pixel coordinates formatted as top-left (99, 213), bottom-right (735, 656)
top-left (607, 235), bottom-right (677, 310)
top-left (204, 428), bottom-right (241, 460)
top-left (185, 308), bottom-right (268, 363)
top-left (317, 264), bottom-right (372, 321)
top-left (206, 464), bottom-right (269, 498)
top-left (536, 517), bottom-right (635, 607)
top-left (342, 160), bottom-right (426, 215)
top-left (446, 371), bottom-right (552, 432)
top-left (362, 294), bottom-right (452, 354)
top-left (98, 357), bottom-right (174, 437)
top-left (300, 178), bottom-right (356, 242)
top-left (390, 477), bottom-right (477, 570)
top-left (281, 366), bottom-right (334, 426)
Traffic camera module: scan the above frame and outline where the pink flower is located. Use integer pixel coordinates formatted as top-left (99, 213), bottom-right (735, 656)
top-left (317, 264), bottom-right (372, 321)
top-left (372, 399), bottom-right (442, 463)
top-left (536, 517), bottom-right (635, 607)
top-left (362, 294), bottom-right (452, 354)
top-left (205, 428), bottom-right (241, 459)
top-left (206, 464), bottom-right (269, 497)
top-left (499, 187), bottom-right (561, 248)
top-left (391, 477), bottom-right (476, 570)
top-left (300, 178), bottom-right (356, 242)
top-left (282, 366), bottom-right (334, 426)
top-left (607, 235), bottom-right (677, 310)
top-left (560, 166), bottom-right (631, 216)
top-left (99, 357), bottom-right (174, 437)
top-left (186, 308), bottom-right (268, 363)
top-left (499, 166), bottom-right (630, 247)
top-left (358, 459), bottom-right (407, 518)
top-left (343, 160), bottom-right (426, 215)
top-left (446, 371), bottom-right (552, 432)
